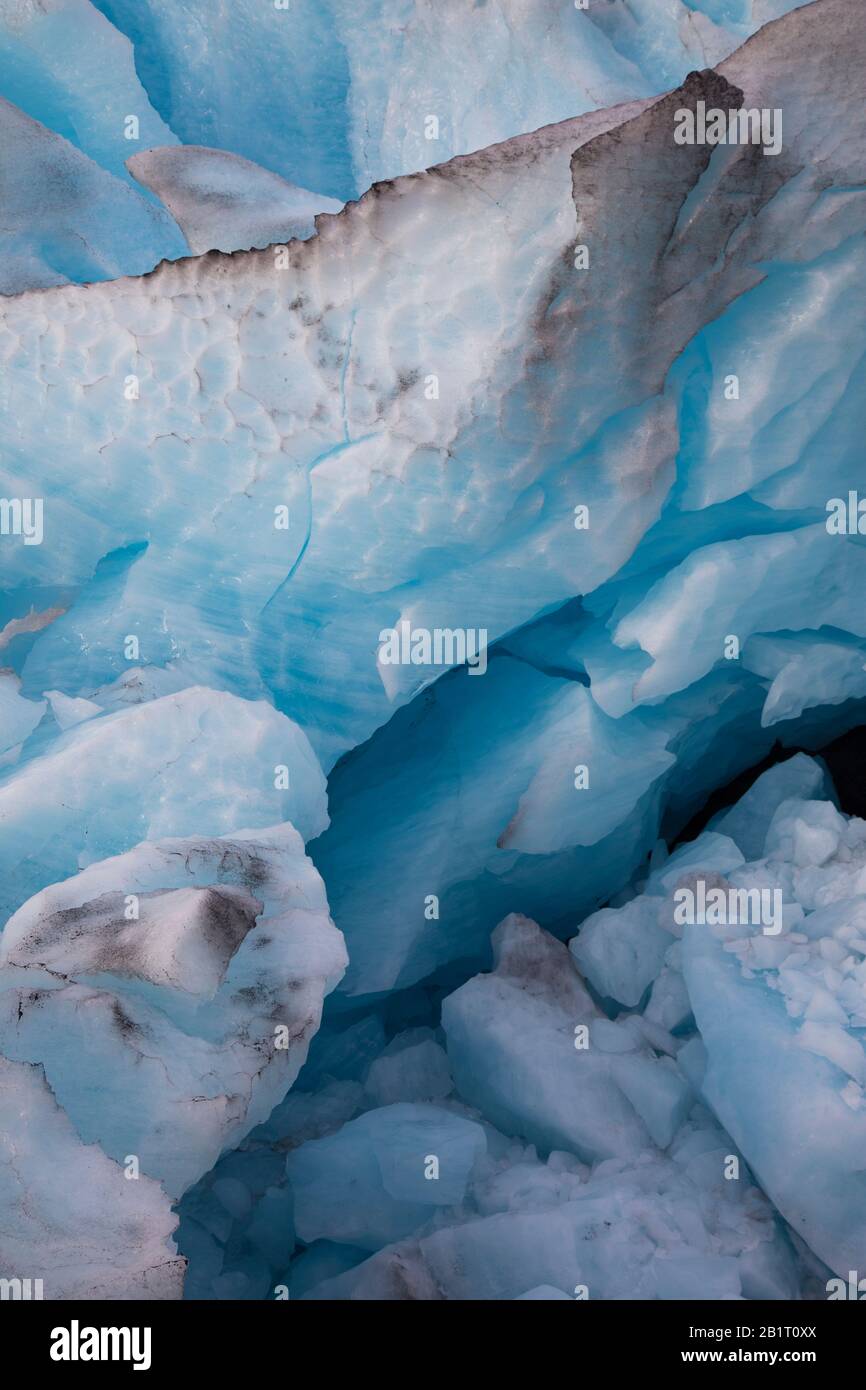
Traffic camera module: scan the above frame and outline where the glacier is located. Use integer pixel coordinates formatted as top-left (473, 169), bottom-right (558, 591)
top-left (1, 0), bottom-right (865, 1305)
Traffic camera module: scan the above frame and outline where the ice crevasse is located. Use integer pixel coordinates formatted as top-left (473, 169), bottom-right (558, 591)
top-left (1, 0), bottom-right (866, 1300)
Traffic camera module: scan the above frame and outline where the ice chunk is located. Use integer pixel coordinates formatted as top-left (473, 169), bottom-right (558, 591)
top-left (645, 963), bottom-right (694, 1035)
top-left (441, 915), bottom-right (691, 1161)
top-left (0, 822), bottom-right (347, 1196)
top-left (0, 1054), bottom-right (184, 1298)
top-left (648, 833), bottom-right (746, 898)
top-left (709, 754), bottom-right (832, 860)
top-left (744, 635), bottom-right (866, 728)
top-left (128, 146), bottom-right (343, 254)
top-left (570, 896), bottom-right (671, 1007)
top-left (364, 1030), bottom-right (453, 1108)
top-left (612, 529), bottom-right (866, 708)
top-left (0, 686), bottom-right (328, 923)
top-left (764, 799), bottom-right (847, 868)
top-left (286, 1103), bottom-right (487, 1250)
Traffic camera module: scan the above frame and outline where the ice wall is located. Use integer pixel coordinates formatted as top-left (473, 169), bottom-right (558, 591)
top-left (1, 0), bottom-right (864, 1300)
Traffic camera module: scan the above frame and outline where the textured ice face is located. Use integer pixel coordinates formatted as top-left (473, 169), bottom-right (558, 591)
top-left (2, 2), bottom-right (863, 776)
top-left (2, 0), bottom-right (866, 1304)
top-left (85, 0), bottom-right (805, 198)
top-left (0, 0), bottom-right (809, 289)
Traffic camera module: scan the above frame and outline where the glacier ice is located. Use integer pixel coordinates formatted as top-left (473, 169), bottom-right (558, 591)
top-left (286, 1102), bottom-right (487, 1250)
top-left (127, 146), bottom-right (344, 255)
top-left (86, 0), bottom-right (807, 198)
top-left (0, 95), bottom-right (187, 292)
top-left (1, 0), bottom-right (865, 1306)
top-left (0, 685), bottom-right (328, 923)
top-left (0, 1054), bottom-right (185, 1299)
top-left (0, 822), bottom-right (346, 1196)
top-left (0, 0), bottom-right (179, 184)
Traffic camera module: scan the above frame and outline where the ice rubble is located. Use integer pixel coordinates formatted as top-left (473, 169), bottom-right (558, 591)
top-left (195, 761), bottom-right (850, 1302)
top-left (295, 891), bottom-right (806, 1302)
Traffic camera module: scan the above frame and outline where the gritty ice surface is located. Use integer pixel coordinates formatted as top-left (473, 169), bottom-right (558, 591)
top-left (0, 823), bottom-right (347, 1197)
top-left (127, 146), bottom-right (344, 255)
